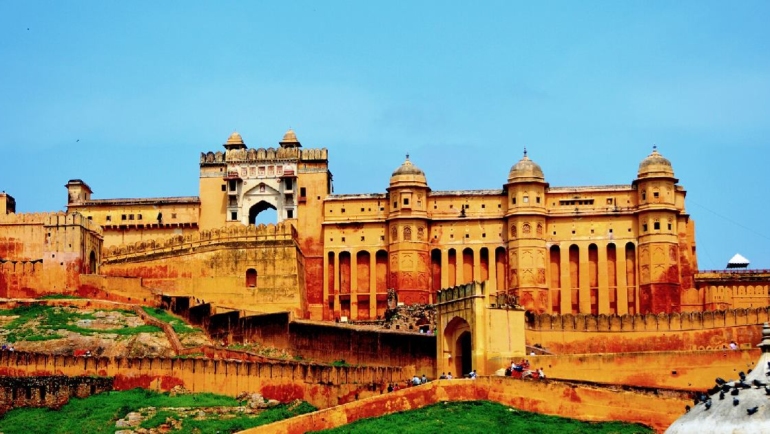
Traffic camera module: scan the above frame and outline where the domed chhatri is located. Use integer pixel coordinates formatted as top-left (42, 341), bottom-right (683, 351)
top-left (390, 154), bottom-right (428, 188)
top-left (225, 131), bottom-right (245, 146)
top-left (507, 148), bottom-right (545, 183)
top-left (279, 128), bottom-right (302, 148)
top-left (638, 145), bottom-right (675, 179)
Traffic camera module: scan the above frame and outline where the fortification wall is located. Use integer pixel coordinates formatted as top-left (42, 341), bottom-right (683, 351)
top-left (101, 223), bottom-right (304, 315)
top-left (166, 299), bottom-right (435, 373)
top-left (527, 308), bottom-right (768, 354)
top-left (0, 352), bottom-right (405, 409)
top-left (0, 375), bottom-right (113, 415)
top-left (0, 212), bottom-right (103, 298)
top-left (528, 349), bottom-right (758, 392)
top-left (288, 321), bottom-right (436, 374)
top-left (249, 376), bottom-right (690, 434)
top-left (0, 212), bottom-right (48, 260)
top-left (77, 274), bottom-right (159, 305)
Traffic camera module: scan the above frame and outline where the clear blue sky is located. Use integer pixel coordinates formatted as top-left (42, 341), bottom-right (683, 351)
top-left (1, 1), bottom-right (769, 270)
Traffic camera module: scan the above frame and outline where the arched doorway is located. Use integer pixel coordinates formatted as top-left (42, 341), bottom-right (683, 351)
top-left (249, 201), bottom-right (277, 225)
top-left (443, 316), bottom-right (472, 378)
top-left (88, 251), bottom-right (97, 274)
top-left (457, 331), bottom-right (472, 376)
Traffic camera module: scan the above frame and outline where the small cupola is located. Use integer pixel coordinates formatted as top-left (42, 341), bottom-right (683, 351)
top-left (637, 145), bottom-right (675, 179)
top-left (223, 131), bottom-right (247, 150)
top-left (389, 154), bottom-right (428, 189)
top-left (279, 128), bottom-right (302, 148)
top-left (507, 148), bottom-right (545, 183)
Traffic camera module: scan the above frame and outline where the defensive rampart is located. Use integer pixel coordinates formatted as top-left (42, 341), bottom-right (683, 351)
top-left (0, 212), bottom-right (103, 298)
top-left (0, 351), bottom-right (406, 409)
top-left (247, 377), bottom-right (691, 434)
top-left (532, 348), bottom-right (758, 391)
top-left (527, 308), bottom-right (768, 354)
top-left (0, 375), bottom-right (113, 415)
top-left (101, 223), bottom-right (305, 316)
top-left (165, 298), bottom-right (436, 373)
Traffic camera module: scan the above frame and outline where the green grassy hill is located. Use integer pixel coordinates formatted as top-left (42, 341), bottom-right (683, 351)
top-left (313, 401), bottom-right (654, 434)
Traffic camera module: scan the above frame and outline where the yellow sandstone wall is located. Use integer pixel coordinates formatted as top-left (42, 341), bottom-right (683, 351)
top-left (0, 352), bottom-right (406, 410)
top-left (0, 212), bottom-right (103, 297)
top-left (526, 308), bottom-right (768, 354)
top-left (533, 349), bottom-right (758, 391)
top-left (100, 223), bottom-right (305, 316)
top-left (248, 377), bottom-right (690, 434)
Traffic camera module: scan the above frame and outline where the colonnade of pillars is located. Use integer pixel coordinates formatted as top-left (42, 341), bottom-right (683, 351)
top-left (324, 250), bottom-right (388, 320)
top-left (549, 242), bottom-right (638, 315)
top-left (429, 247), bottom-right (507, 294)
top-left (323, 242), bottom-right (639, 318)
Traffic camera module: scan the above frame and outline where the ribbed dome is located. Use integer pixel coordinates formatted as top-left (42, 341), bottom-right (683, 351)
top-left (638, 146), bottom-right (674, 179)
top-left (508, 149), bottom-right (545, 183)
top-left (389, 155), bottom-right (428, 188)
top-left (279, 128), bottom-right (301, 148)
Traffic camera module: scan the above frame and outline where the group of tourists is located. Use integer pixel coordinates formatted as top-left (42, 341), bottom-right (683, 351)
top-left (386, 374), bottom-right (429, 392)
top-left (505, 359), bottom-right (546, 380)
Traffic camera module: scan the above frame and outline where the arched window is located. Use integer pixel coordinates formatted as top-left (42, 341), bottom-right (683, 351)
top-left (404, 226), bottom-right (412, 241)
top-left (246, 268), bottom-right (257, 287)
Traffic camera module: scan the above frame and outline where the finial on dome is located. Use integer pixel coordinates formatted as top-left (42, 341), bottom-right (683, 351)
top-left (653, 144), bottom-right (657, 152)
top-left (523, 147), bottom-right (528, 158)
top-left (406, 152), bottom-right (410, 160)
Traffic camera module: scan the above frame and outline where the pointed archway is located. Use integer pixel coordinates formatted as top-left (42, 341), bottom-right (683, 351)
top-left (248, 201), bottom-right (277, 225)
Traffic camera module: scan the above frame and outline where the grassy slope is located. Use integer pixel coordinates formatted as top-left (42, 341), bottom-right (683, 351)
top-left (0, 389), bottom-right (316, 434)
top-left (0, 305), bottom-right (161, 342)
top-left (142, 307), bottom-right (201, 334)
top-left (313, 401), bottom-right (654, 434)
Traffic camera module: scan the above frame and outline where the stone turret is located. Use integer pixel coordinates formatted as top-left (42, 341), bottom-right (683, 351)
top-left (504, 149), bottom-right (549, 313)
top-left (386, 155), bottom-right (432, 304)
top-left (634, 146), bottom-right (682, 313)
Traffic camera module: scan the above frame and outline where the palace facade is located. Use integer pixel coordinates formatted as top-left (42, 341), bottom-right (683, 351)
top-left (57, 130), bottom-right (702, 320)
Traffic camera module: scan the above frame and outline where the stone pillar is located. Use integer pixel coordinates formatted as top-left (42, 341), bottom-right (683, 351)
top-left (598, 243), bottom-right (610, 314)
top-left (369, 251), bottom-right (377, 317)
top-left (441, 249), bottom-right (449, 289)
top-left (333, 251), bottom-right (340, 316)
top-left (579, 245), bottom-right (590, 314)
top-left (323, 252), bottom-right (329, 319)
top-left (560, 248), bottom-right (572, 314)
top-left (487, 249), bottom-right (497, 293)
top-left (616, 245), bottom-right (628, 315)
top-left (473, 248), bottom-right (481, 282)
top-left (456, 251), bottom-right (464, 286)
top-left (350, 252), bottom-right (358, 320)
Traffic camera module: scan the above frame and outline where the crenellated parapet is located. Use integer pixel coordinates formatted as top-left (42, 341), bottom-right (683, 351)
top-left (102, 222), bottom-right (298, 261)
top-left (436, 281), bottom-right (487, 305)
top-left (200, 147), bottom-right (328, 165)
top-left (44, 212), bottom-right (103, 236)
top-left (0, 211), bottom-right (64, 225)
top-left (530, 306), bottom-right (770, 332)
top-left (0, 211), bottom-right (102, 236)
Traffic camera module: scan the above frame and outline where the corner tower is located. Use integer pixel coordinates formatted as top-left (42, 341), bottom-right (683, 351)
top-left (504, 150), bottom-right (549, 313)
top-left (633, 146), bottom-right (682, 313)
top-left (386, 155), bottom-right (432, 304)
